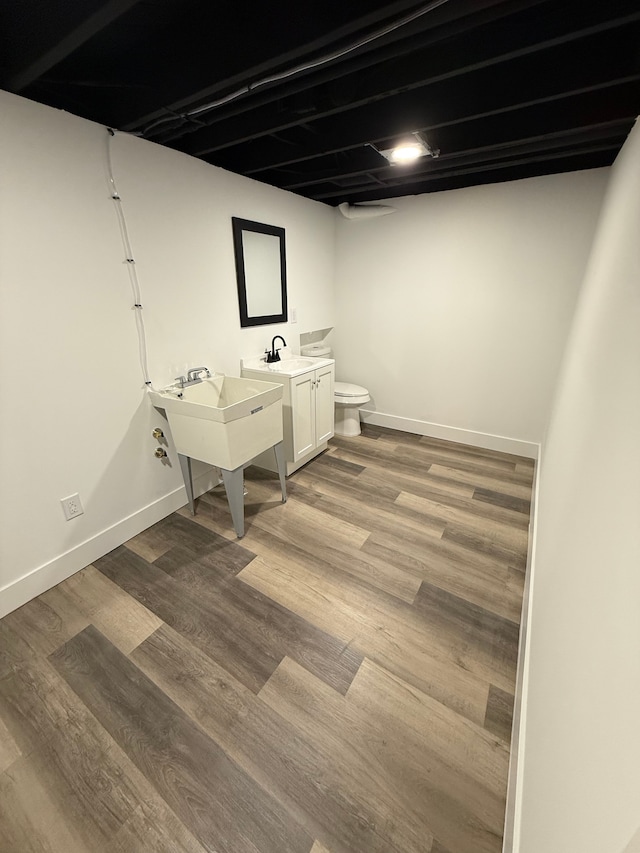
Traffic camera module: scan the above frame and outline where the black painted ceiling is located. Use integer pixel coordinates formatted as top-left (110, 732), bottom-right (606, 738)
top-left (2, 0), bottom-right (639, 204)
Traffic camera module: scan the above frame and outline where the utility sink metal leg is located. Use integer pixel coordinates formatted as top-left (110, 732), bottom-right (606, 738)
top-left (221, 466), bottom-right (246, 538)
top-left (273, 441), bottom-right (287, 503)
top-left (178, 453), bottom-right (195, 515)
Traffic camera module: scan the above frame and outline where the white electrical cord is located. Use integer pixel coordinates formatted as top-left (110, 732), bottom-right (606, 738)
top-left (142, 0), bottom-right (451, 136)
top-left (106, 128), bottom-right (153, 388)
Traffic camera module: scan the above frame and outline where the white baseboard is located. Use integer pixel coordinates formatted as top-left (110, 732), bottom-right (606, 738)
top-left (0, 471), bottom-right (219, 619)
top-left (502, 449), bottom-right (542, 852)
top-left (359, 409), bottom-right (539, 459)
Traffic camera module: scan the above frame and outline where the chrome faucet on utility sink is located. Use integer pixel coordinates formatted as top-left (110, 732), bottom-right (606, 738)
top-left (174, 367), bottom-right (211, 388)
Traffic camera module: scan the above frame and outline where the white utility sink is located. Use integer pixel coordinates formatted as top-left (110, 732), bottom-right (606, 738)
top-left (149, 374), bottom-right (283, 470)
top-left (241, 355), bottom-right (334, 376)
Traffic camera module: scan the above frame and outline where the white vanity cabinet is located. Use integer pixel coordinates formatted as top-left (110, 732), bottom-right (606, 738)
top-left (241, 359), bottom-right (335, 475)
top-left (290, 362), bottom-right (334, 462)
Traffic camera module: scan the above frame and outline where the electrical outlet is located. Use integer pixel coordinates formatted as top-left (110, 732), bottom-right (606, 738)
top-left (290, 306), bottom-right (297, 324)
top-left (61, 493), bottom-right (84, 520)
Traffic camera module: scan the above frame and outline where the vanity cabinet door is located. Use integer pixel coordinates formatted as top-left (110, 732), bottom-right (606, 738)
top-left (240, 361), bottom-right (335, 473)
top-left (291, 372), bottom-right (316, 461)
top-left (314, 364), bottom-right (335, 445)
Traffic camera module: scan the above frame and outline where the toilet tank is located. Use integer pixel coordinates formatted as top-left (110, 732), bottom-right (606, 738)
top-left (301, 344), bottom-right (332, 358)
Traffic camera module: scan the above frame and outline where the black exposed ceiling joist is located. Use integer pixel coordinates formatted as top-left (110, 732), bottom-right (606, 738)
top-left (332, 149), bottom-right (617, 203)
top-left (211, 76), bottom-right (640, 177)
top-left (310, 143), bottom-right (620, 200)
top-left (277, 119), bottom-right (636, 190)
top-left (176, 9), bottom-right (640, 156)
top-left (121, 0), bottom-right (490, 132)
top-left (3, 0), bottom-right (142, 93)
top-left (154, 0), bottom-right (547, 147)
top-left (3, 0), bottom-right (638, 204)
top-left (164, 0), bottom-right (545, 133)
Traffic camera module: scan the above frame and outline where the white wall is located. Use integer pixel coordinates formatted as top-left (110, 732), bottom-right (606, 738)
top-left (0, 91), bottom-right (335, 616)
top-left (334, 171), bottom-right (609, 451)
top-left (516, 119), bottom-right (640, 852)
top-left (2, 84), bottom-right (639, 850)
top-left (112, 132), bottom-right (336, 385)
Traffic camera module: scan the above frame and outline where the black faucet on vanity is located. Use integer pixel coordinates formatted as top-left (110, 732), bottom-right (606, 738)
top-left (266, 335), bottom-right (287, 363)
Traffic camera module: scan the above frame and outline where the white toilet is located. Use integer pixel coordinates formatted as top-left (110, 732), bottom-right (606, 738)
top-left (301, 344), bottom-right (370, 437)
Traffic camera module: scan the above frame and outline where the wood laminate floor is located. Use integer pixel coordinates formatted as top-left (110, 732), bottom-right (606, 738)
top-left (0, 425), bottom-right (533, 853)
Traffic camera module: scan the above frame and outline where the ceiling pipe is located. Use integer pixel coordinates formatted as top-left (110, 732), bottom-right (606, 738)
top-left (338, 202), bottom-right (397, 219)
top-left (140, 0), bottom-right (451, 138)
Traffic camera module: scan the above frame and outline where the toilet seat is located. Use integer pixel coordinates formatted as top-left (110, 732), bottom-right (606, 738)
top-left (334, 381), bottom-right (370, 406)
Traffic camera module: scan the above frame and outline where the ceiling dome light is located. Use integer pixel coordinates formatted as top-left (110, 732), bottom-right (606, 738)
top-left (389, 144), bottom-right (423, 163)
top-left (374, 132), bottom-right (440, 166)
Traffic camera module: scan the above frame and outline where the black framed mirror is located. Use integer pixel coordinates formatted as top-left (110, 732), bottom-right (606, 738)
top-left (232, 217), bottom-right (288, 327)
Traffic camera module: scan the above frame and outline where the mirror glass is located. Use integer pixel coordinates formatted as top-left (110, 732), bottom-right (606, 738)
top-left (232, 217), bottom-right (288, 327)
